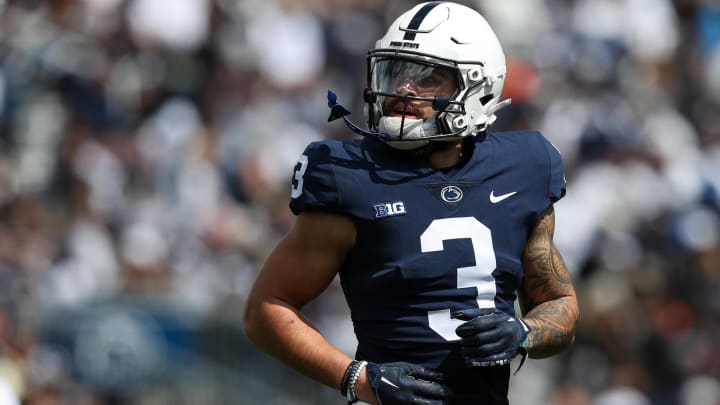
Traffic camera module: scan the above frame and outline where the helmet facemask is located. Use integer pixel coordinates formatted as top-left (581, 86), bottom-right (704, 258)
top-left (365, 52), bottom-right (467, 150)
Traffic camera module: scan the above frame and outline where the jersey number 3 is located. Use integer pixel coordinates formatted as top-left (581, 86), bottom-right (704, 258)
top-left (420, 217), bottom-right (497, 341)
top-left (291, 155), bottom-right (309, 199)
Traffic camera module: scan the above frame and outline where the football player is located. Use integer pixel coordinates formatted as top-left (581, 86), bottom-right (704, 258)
top-left (243, 2), bottom-right (579, 404)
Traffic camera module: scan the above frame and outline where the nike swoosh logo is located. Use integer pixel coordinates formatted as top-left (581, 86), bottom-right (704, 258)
top-left (489, 190), bottom-right (518, 203)
top-left (380, 377), bottom-right (400, 389)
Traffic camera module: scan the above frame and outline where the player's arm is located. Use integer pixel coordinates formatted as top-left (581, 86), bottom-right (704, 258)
top-left (244, 210), bottom-right (449, 405)
top-left (519, 205), bottom-right (579, 359)
top-left (243, 211), bottom-right (358, 394)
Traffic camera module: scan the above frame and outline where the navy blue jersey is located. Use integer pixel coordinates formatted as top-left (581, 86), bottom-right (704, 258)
top-left (289, 132), bottom-right (565, 404)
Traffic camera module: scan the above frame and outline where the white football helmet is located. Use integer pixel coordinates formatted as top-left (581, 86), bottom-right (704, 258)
top-left (364, 2), bottom-right (510, 149)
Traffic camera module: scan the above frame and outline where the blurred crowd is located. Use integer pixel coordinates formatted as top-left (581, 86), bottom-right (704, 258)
top-left (0, 0), bottom-right (719, 404)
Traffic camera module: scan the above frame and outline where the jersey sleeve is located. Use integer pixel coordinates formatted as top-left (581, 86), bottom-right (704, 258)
top-left (288, 141), bottom-right (342, 215)
top-left (541, 135), bottom-right (567, 203)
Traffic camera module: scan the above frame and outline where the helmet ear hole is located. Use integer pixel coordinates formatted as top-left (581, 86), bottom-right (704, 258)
top-left (480, 94), bottom-right (494, 106)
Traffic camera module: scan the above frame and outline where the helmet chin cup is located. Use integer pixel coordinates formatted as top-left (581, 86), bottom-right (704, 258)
top-left (378, 116), bottom-right (434, 150)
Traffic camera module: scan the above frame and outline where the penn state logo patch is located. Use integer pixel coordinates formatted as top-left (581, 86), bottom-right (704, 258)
top-left (440, 185), bottom-right (463, 203)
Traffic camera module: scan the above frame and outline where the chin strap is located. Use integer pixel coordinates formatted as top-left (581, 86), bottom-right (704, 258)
top-left (327, 90), bottom-right (351, 122)
top-left (327, 90), bottom-right (387, 139)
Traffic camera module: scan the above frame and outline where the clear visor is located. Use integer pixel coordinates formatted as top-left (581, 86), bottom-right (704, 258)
top-left (371, 58), bottom-right (459, 98)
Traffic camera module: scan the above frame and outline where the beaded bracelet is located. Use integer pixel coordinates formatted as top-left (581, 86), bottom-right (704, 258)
top-left (340, 360), bottom-right (368, 403)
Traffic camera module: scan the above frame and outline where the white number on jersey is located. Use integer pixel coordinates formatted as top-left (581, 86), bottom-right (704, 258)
top-left (290, 154), bottom-right (309, 198)
top-left (420, 217), bottom-right (497, 341)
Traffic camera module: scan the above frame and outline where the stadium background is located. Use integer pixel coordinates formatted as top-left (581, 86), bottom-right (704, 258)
top-left (0, 0), bottom-right (718, 404)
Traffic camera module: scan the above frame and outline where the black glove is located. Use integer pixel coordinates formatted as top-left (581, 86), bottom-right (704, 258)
top-left (454, 309), bottom-right (530, 368)
top-left (365, 361), bottom-right (451, 405)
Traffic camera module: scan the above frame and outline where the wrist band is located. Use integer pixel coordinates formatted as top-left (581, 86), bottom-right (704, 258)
top-left (347, 361), bottom-right (368, 403)
top-left (340, 360), bottom-right (368, 403)
top-left (340, 360), bottom-right (358, 396)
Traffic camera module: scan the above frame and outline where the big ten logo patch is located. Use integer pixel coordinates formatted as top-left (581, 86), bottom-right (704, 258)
top-left (373, 201), bottom-right (407, 218)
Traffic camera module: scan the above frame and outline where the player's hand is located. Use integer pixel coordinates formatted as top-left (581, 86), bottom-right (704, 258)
top-left (365, 361), bottom-right (451, 405)
top-left (454, 309), bottom-right (530, 367)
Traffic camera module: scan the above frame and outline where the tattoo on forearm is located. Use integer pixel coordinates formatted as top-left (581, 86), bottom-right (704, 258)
top-left (520, 206), bottom-right (579, 358)
top-left (524, 299), bottom-right (578, 358)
